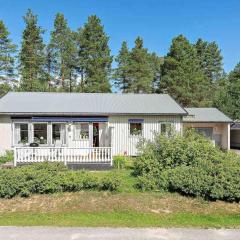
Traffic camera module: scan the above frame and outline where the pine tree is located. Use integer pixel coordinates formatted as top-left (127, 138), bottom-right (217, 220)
top-left (76, 15), bottom-right (112, 92)
top-left (0, 20), bottom-right (16, 96)
top-left (49, 13), bottom-right (77, 92)
top-left (19, 9), bottom-right (46, 91)
top-left (195, 38), bottom-right (223, 83)
top-left (148, 53), bottom-right (163, 93)
top-left (215, 63), bottom-right (240, 120)
top-left (114, 41), bottom-right (130, 92)
top-left (44, 45), bottom-right (56, 91)
top-left (127, 37), bottom-right (154, 93)
top-left (161, 35), bottom-right (210, 107)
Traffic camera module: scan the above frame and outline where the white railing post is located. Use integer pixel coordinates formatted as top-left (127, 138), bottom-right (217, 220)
top-left (110, 147), bottom-right (113, 166)
top-left (13, 146), bottom-right (113, 165)
top-left (64, 148), bottom-right (67, 166)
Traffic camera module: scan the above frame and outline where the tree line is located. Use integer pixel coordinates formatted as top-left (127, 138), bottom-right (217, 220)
top-left (0, 9), bottom-right (239, 120)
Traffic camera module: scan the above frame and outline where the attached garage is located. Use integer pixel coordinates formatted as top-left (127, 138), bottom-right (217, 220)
top-left (230, 123), bottom-right (240, 149)
top-left (183, 108), bottom-right (232, 150)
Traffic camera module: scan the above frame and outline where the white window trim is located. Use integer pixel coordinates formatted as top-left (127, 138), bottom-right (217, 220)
top-left (73, 122), bottom-right (90, 141)
top-left (32, 122), bottom-right (49, 146)
top-left (129, 121), bottom-right (144, 137)
top-left (51, 122), bottom-right (67, 146)
top-left (159, 121), bottom-right (175, 136)
top-left (13, 122), bottom-right (30, 146)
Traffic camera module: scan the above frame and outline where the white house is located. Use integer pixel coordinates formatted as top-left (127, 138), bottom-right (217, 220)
top-left (0, 92), bottom-right (232, 166)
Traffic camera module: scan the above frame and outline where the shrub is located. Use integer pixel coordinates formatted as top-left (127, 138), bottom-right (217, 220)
top-left (60, 171), bottom-right (98, 192)
top-left (0, 162), bottom-right (121, 198)
top-left (113, 156), bottom-right (126, 169)
top-left (134, 130), bottom-right (240, 202)
top-left (113, 155), bottom-right (134, 170)
top-left (98, 172), bottom-right (121, 191)
top-left (0, 151), bottom-right (13, 164)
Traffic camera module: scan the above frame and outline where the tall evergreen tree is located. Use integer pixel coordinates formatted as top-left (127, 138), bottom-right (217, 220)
top-left (195, 38), bottom-right (223, 83)
top-left (44, 45), bottom-right (56, 91)
top-left (49, 13), bottom-right (77, 92)
top-left (114, 41), bottom-right (130, 92)
top-left (0, 20), bottom-right (16, 97)
top-left (148, 53), bottom-right (163, 93)
top-left (76, 15), bottom-right (112, 92)
top-left (215, 63), bottom-right (240, 120)
top-left (161, 35), bottom-right (210, 107)
top-left (19, 9), bottom-right (46, 91)
top-left (127, 37), bottom-right (154, 93)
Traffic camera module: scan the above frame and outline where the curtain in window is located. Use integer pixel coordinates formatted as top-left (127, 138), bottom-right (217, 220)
top-left (14, 124), bottom-right (20, 145)
top-left (60, 124), bottom-right (66, 144)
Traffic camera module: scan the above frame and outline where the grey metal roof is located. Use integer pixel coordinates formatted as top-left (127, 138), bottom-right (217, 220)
top-left (231, 122), bottom-right (240, 129)
top-left (183, 108), bottom-right (232, 123)
top-left (0, 92), bottom-right (187, 116)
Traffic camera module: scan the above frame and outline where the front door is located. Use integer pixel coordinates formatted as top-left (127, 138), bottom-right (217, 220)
top-left (93, 123), bottom-right (99, 147)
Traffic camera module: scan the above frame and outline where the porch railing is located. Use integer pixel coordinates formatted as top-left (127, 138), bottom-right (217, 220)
top-left (14, 147), bottom-right (113, 166)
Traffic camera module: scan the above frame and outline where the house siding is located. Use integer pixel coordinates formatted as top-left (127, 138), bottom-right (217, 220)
top-left (109, 115), bottom-right (182, 156)
top-left (0, 116), bottom-right (12, 155)
top-left (183, 122), bottom-right (230, 150)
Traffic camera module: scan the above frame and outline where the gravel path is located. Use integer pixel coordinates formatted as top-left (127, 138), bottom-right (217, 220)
top-left (0, 227), bottom-right (240, 240)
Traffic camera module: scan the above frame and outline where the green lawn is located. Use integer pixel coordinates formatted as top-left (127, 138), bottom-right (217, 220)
top-left (1, 211), bottom-right (240, 228)
top-left (0, 169), bottom-right (240, 228)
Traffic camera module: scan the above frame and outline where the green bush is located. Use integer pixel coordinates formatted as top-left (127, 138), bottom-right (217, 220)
top-left (113, 156), bottom-right (126, 169)
top-left (60, 171), bottom-right (98, 192)
top-left (0, 151), bottom-right (13, 164)
top-left (113, 155), bottom-right (134, 170)
top-left (98, 172), bottom-right (121, 191)
top-left (134, 130), bottom-right (240, 202)
top-left (0, 162), bottom-right (121, 198)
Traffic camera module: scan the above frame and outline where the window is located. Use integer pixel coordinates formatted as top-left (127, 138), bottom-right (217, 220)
top-left (160, 122), bottom-right (173, 137)
top-left (34, 124), bottom-right (48, 144)
top-left (195, 127), bottom-right (213, 139)
top-left (52, 124), bottom-right (66, 145)
top-left (14, 123), bottom-right (29, 145)
top-left (74, 123), bottom-right (89, 140)
top-left (130, 122), bottom-right (143, 136)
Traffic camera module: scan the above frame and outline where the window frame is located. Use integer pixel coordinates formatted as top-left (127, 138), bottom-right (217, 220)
top-left (32, 122), bottom-right (49, 145)
top-left (51, 122), bottom-right (67, 146)
top-left (194, 127), bottom-right (213, 140)
top-left (13, 122), bottom-right (30, 146)
top-left (159, 121), bottom-right (174, 137)
top-left (129, 119), bottom-right (144, 137)
top-left (74, 122), bottom-right (90, 141)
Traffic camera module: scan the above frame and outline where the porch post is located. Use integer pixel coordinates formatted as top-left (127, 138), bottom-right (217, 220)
top-left (89, 123), bottom-right (93, 147)
top-left (227, 123), bottom-right (230, 150)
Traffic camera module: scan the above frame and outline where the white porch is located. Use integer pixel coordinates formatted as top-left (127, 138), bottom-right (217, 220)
top-left (14, 146), bottom-right (112, 166)
top-left (12, 116), bottom-right (113, 166)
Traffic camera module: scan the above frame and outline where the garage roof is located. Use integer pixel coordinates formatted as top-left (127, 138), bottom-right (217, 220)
top-left (184, 108), bottom-right (232, 123)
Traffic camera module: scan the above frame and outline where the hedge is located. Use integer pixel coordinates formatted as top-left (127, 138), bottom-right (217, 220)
top-left (0, 162), bottom-right (121, 198)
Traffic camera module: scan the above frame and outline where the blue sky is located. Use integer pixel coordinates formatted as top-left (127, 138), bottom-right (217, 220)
top-left (0, 0), bottom-right (240, 72)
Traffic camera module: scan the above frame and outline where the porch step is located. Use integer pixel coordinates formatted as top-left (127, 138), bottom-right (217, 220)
top-left (0, 161), bottom-right (14, 169)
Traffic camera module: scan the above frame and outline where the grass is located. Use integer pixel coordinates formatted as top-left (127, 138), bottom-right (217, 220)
top-left (0, 167), bottom-right (240, 228)
top-left (1, 211), bottom-right (240, 228)
top-left (1, 188), bottom-right (240, 227)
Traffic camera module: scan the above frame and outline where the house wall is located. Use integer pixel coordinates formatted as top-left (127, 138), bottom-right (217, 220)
top-left (183, 122), bottom-right (230, 150)
top-left (109, 115), bottom-right (182, 156)
top-left (0, 115), bottom-right (12, 155)
top-left (0, 114), bottom-right (182, 156)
